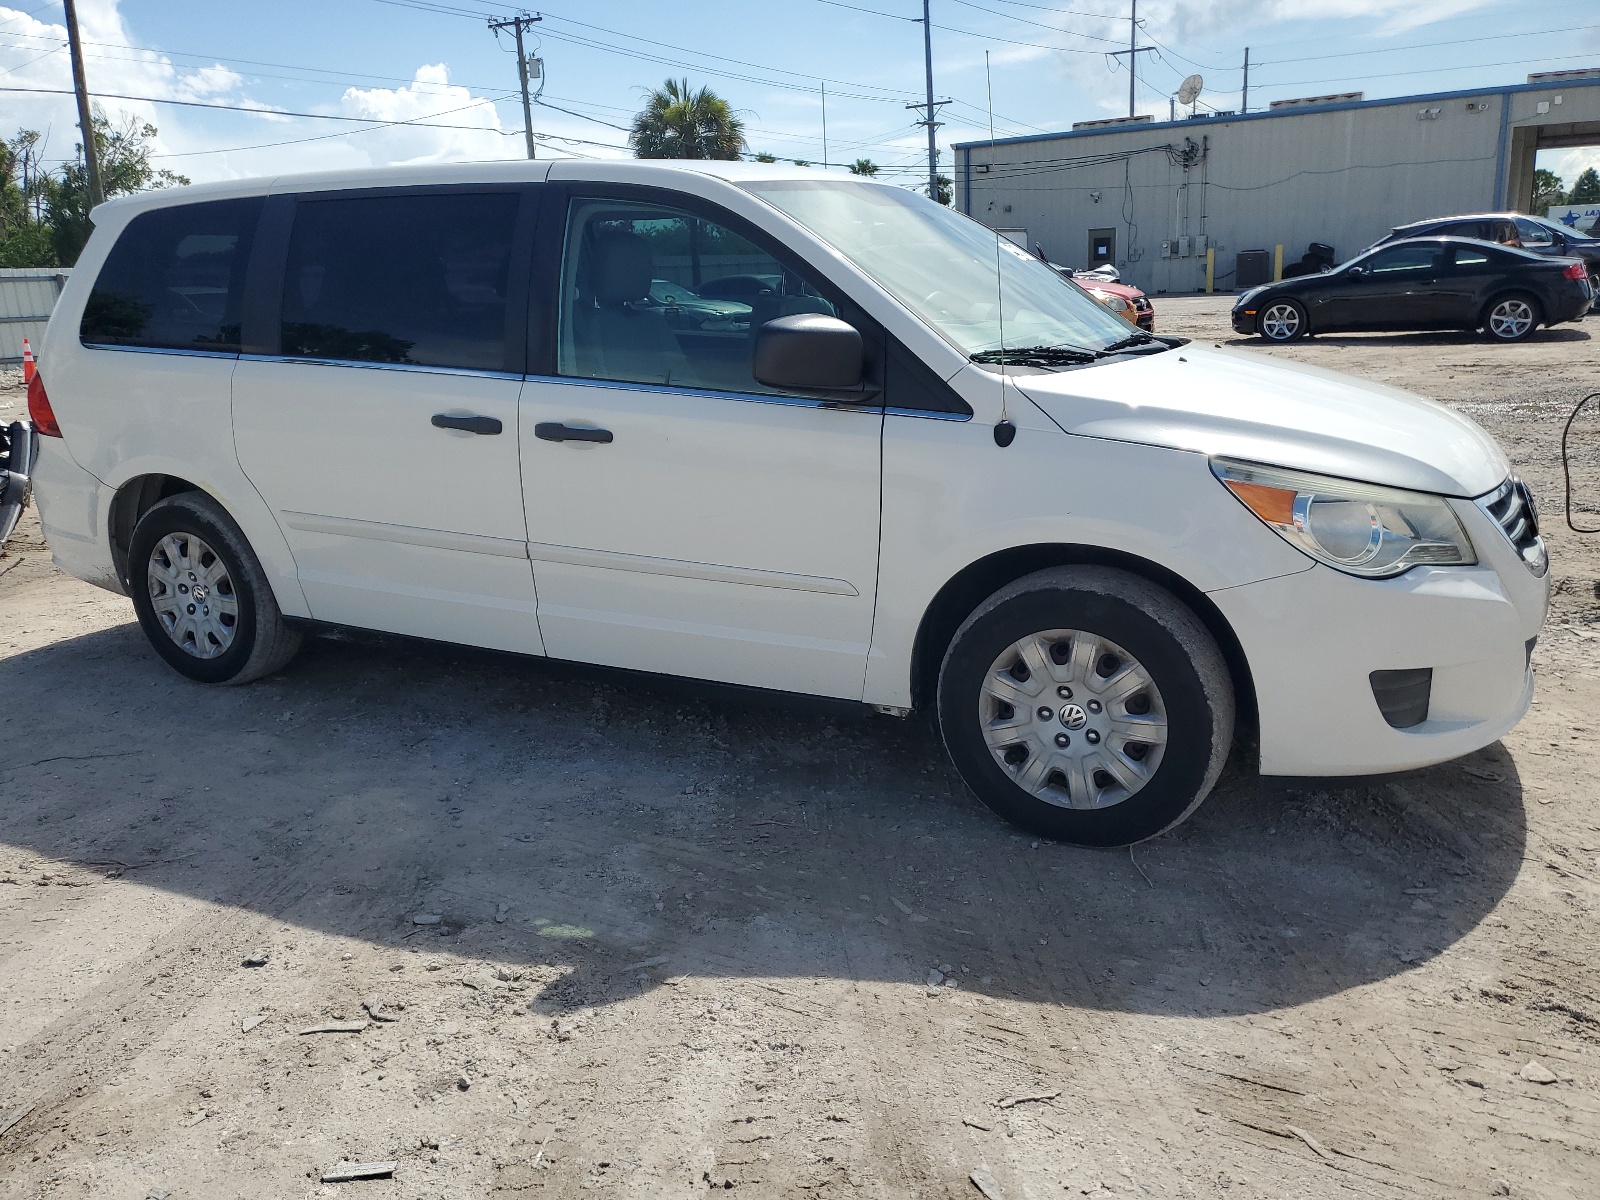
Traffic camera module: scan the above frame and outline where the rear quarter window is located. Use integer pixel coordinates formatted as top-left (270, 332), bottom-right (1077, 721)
top-left (81, 198), bottom-right (262, 352)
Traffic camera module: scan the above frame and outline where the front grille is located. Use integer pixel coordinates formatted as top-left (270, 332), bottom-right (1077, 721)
top-left (1477, 477), bottom-right (1548, 576)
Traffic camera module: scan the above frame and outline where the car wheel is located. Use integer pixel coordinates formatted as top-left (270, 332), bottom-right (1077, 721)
top-left (936, 567), bottom-right (1235, 846)
top-left (1588, 271), bottom-right (1599, 301)
top-left (1258, 299), bottom-right (1307, 342)
top-left (128, 491), bottom-right (302, 685)
top-left (1482, 293), bottom-right (1540, 342)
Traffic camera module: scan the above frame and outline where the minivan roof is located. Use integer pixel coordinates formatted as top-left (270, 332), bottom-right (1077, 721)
top-left (91, 159), bottom-right (870, 218)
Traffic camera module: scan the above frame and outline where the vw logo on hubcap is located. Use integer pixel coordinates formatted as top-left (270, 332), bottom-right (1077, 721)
top-left (1059, 703), bottom-right (1088, 730)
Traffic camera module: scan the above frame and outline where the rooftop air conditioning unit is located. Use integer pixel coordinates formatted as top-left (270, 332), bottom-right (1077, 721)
top-left (1270, 92), bottom-right (1363, 109)
top-left (1071, 115), bottom-right (1155, 130)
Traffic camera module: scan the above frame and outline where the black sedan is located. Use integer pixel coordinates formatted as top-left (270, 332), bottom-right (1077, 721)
top-left (1379, 211), bottom-right (1600, 294)
top-left (1232, 237), bottom-right (1593, 344)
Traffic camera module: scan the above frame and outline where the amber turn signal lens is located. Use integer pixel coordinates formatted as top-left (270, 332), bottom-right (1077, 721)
top-left (1223, 478), bottom-right (1296, 526)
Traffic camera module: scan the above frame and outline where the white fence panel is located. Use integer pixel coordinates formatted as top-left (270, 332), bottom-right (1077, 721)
top-left (0, 268), bottom-right (71, 363)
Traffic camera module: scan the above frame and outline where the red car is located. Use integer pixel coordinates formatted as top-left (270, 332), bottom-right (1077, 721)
top-left (1051, 266), bottom-right (1155, 332)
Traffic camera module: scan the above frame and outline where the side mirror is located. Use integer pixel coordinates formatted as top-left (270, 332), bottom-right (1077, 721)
top-left (752, 314), bottom-right (879, 401)
top-left (1346, 265), bottom-right (1367, 278)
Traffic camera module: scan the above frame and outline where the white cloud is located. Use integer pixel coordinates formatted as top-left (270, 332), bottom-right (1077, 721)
top-left (337, 64), bottom-right (520, 168)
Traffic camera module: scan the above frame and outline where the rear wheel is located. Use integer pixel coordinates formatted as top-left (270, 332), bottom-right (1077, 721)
top-left (128, 492), bottom-right (301, 684)
top-left (936, 567), bottom-right (1234, 846)
top-left (1258, 299), bottom-right (1307, 342)
top-left (1482, 293), bottom-right (1540, 342)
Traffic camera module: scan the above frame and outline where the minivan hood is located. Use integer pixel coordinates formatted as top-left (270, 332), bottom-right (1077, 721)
top-left (1014, 344), bottom-right (1508, 498)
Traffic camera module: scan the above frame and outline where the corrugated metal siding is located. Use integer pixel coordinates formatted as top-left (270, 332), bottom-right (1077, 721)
top-left (0, 268), bottom-right (71, 363)
top-left (959, 80), bottom-right (1600, 295)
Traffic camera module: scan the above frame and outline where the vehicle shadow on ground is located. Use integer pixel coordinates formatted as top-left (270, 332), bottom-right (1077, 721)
top-left (1223, 327), bottom-right (1592, 348)
top-left (0, 620), bottom-right (1528, 1019)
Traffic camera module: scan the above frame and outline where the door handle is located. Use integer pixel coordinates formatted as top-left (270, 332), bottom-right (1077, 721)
top-left (432, 414), bottom-right (503, 435)
top-left (535, 422), bottom-right (613, 444)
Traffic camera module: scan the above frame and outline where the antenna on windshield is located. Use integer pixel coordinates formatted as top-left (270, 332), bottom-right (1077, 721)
top-left (987, 51), bottom-right (1016, 448)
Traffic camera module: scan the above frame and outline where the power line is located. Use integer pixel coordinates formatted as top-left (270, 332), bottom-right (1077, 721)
top-left (0, 84), bottom-right (522, 132)
top-left (146, 95), bottom-right (518, 158)
top-left (1254, 23), bottom-right (1600, 66)
top-left (1262, 50), bottom-right (1600, 92)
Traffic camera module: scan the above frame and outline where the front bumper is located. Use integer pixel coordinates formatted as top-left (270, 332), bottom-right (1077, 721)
top-left (1209, 496), bottom-right (1549, 776)
top-left (1229, 307), bottom-right (1255, 335)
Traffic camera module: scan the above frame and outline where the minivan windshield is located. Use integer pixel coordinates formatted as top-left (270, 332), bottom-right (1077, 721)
top-left (744, 179), bottom-right (1139, 359)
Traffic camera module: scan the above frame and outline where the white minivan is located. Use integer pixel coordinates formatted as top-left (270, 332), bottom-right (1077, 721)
top-left (26, 161), bottom-right (1548, 846)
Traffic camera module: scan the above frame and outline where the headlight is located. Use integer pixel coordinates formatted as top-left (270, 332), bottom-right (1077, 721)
top-left (1087, 289), bottom-right (1137, 324)
top-left (1212, 459), bottom-right (1476, 578)
top-left (1235, 286), bottom-right (1268, 307)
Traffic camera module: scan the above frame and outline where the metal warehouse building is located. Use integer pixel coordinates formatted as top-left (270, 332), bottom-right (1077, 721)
top-left (954, 73), bottom-right (1600, 295)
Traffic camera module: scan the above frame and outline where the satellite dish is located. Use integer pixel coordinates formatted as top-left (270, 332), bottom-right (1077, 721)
top-left (1177, 74), bottom-right (1203, 105)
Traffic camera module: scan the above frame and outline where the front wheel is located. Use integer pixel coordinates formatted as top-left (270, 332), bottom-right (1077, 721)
top-left (1482, 293), bottom-right (1540, 342)
top-left (128, 492), bottom-right (302, 684)
top-left (1258, 299), bottom-right (1307, 342)
top-left (937, 567), bottom-right (1235, 846)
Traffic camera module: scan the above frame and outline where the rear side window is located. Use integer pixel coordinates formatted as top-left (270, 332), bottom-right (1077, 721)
top-left (280, 192), bottom-right (520, 372)
top-left (81, 198), bottom-right (262, 351)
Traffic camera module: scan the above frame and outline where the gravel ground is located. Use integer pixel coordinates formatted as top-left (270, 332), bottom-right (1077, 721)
top-left (2, 301), bottom-right (1598, 1199)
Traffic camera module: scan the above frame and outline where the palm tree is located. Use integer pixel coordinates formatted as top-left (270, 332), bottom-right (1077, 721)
top-left (848, 158), bottom-right (879, 177)
top-left (630, 79), bottom-right (746, 160)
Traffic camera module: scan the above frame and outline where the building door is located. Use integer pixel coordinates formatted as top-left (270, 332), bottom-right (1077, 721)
top-left (1088, 228), bottom-right (1116, 268)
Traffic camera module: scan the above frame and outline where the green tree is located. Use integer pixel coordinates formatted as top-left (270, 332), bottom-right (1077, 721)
top-left (48, 111), bottom-right (189, 265)
top-left (1572, 167), bottom-right (1600, 204)
top-left (1532, 167), bottom-right (1564, 216)
top-left (629, 79), bottom-right (746, 160)
top-left (752, 151), bottom-right (778, 163)
top-left (792, 159), bottom-right (811, 168)
top-left (929, 173), bottom-right (952, 206)
top-left (0, 130), bottom-right (55, 266)
top-left (847, 158), bottom-right (879, 176)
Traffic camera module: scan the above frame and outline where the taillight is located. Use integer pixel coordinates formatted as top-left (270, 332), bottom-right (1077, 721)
top-left (1563, 261), bottom-right (1586, 281)
top-left (27, 371), bottom-right (62, 437)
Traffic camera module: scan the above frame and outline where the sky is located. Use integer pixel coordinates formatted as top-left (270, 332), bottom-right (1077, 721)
top-left (1, 0), bottom-right (1598, 191)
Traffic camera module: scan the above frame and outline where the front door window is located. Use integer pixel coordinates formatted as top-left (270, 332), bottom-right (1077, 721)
top-left (556, 198), bottom-right (836, 395)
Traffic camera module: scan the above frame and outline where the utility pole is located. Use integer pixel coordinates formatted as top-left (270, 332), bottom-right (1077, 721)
top-left (909, 0), bottom-right (950, 202)
top-left (62, 0), bottom-right (102, 208)
top-left (1107, 0), bottom-right (1157, 119)
top-left (821, 82), bottom-right (828, 168)
top-left (488, 11), bottom-right (542, 160)
top-left (1241, 47), bottom-right (1250, 114)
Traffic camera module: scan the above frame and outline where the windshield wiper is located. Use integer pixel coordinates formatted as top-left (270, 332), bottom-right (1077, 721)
top-left (970, 344), bottom-right (1102, 367)
top-left (1100, 332), bottom-right (1161, 353)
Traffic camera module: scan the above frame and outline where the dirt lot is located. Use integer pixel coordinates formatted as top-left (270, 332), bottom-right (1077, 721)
top-left (2, 298), bottom-right (1598, 1200)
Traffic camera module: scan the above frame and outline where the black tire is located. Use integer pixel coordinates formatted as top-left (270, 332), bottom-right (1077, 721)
top-left (1480, 292), bottom-right (1541, 342)
top-left (936, 567), bottom-right (1234, 846)
top-left (1257, 298), bottom-right (1308, 342)
top-left (128, 492), bottom-right (301, 684)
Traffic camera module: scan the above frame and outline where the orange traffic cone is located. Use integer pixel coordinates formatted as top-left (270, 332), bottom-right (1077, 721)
top-left (21, 337), bottom-right (35, 385)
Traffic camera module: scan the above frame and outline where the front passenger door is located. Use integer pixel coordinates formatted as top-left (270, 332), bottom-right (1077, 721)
top-left (517, 190), bottom-right (884, 700)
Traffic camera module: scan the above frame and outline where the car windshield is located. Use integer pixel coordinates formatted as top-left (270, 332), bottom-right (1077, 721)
top-left (744, 179), bottom-right (1137, 357)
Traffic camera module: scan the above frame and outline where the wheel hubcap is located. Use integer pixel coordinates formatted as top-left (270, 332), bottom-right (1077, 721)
top-left (147, 532), bottom-right (239, 659)
top-left (1489, 300), bottom-right (1532, 338)
top-left (978, 629), bottom-right (1168, 810)
top-left (1261, 303), bottom-right (1300, 340)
